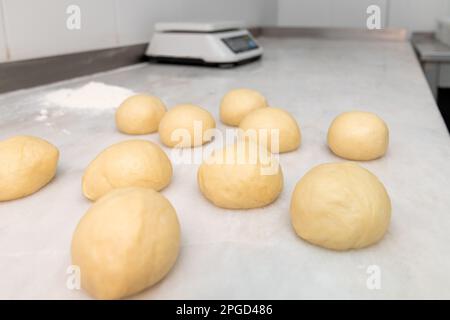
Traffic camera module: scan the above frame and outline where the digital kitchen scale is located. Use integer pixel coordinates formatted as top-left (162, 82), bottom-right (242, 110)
top-left (146, 21), bottom-right (263, 67)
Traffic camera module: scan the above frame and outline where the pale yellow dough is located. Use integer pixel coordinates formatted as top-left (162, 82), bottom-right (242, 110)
top-left (220, 88), bottom-right (268, 126)
top-left (71, 187), bottom-right (180, 299)
top-left (198, 141), bottom-right (283, 209)
top-left (290, 162), bottom-right (391, 251)
top-left (327, 111), bottom-right (389, 160)
top-left (0, 136), bottom-right (59, 201)
top-left (158, 104), bottom-right (216, 148)
top-left (115, 94), bottom-right (166, 134)
top-left (239, 107), bottom-right (301, 153)
top-left (82, 140), bottom-right (172, 201)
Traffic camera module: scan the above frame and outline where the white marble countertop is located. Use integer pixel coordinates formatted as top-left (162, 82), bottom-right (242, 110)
top-left (1, 37), bottom-right (450, 299)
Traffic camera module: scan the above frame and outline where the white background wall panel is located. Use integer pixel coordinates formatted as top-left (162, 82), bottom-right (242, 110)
top-left (0, 1), bottom-right (8, 62)
top-left (2, 0), bottom-right (118, 61)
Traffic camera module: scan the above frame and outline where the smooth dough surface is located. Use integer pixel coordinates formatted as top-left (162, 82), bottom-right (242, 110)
top-left (0, 136), bottom-right (59, 201)
top-left (158, 104), bottom-right (216, 148)
top-left (327, 111), bottom-right (389, 160)
top-left (198, 141), bottom-right (283, 209)
top-left (71, 187), bottom-right (180, 299)
top-left (82, 140), bottom-right (172, 200)
top-left (239, 107), bottom-right (301, 153)
top-left (290, 162), bottom-right (391, 250)
top-left (220, 88), bottom-right (268, 126)
top-left (115, 94), bottom-right (166, 134)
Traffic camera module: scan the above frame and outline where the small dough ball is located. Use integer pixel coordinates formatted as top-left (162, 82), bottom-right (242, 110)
top-left (327, 111), bottom-right (389, 160)
top-left (115, 94), bottom-right (166, 134)
top-left (198, 140), bottom-right (283, 209)
top-left (158, 104), bottom-right (215, 148)
top-left (290, 162), bottom-right (391, 251)
top-left (220, 88), bottom-right (268, 126)
top-left (0, 136), bottom-right (59, 201)
top-left (82, 140), bottom-right (172, 201)
top-left (239, 107), bottom-right (301, 153)
top-left (71, 187), bottom-right (180, 299)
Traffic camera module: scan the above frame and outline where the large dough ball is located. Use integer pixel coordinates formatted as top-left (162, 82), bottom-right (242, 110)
top-left (290, 162), bottom-right (391, 250)
top-left (0, 136), bottom-right (59, 201)
top-left (158, 104), bottom-right (216, 148)
top-left (198, 141), bottom-right (283, 209)
top-left (115, 94), bottom-right (166, 134)
top-left (239, 107), bottom-right (301, 153)
top-left (327, 111), bottom-right (389, 160)
top-left (71, 187), bottom-right (180, 299)
top-left (82, 140), bottom-right (172, 201)
top-left (220, 88), bottom-right (268, 126)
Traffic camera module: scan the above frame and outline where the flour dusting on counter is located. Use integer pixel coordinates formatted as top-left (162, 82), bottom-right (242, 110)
top-left (41, 82), bottom-right (134, 111)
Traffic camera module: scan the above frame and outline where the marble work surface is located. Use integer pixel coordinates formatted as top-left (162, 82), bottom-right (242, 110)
top-left (0, 37), bottom-right (449, 299)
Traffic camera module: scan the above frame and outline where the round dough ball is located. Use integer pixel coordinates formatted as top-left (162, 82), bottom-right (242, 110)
top-left (327, 111), bottom-right (389, 160)
top-left (220, 88), bottom-right (268, 126)
top-left (198, 141), bottom-right (283, 209)
top-left (239, 107), bottom-right (301, 153)
top-left (82, 140), bottom-right (172, 201)
top-left (0, 136), bottom-right (59, 201)
top-left (290, 162), bottom-right (391, 250)
top-left (158, 104), bottom-right (216, 148)
top-left (115, 94), bottom-right (166, 134)
top-left (71, 187), bottom-right (180, 299)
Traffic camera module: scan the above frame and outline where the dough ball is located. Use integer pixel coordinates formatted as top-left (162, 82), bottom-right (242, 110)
top-left (327, 111), bottom-right (389, 160)
top-left (71, 187), bottom-right (180, 299)
top-left (290, 162), bottom-right (391, 251)
top-left (0, 136), bottom-right (59, 201)
top-left (220, 88), bottom-right (268, 126)
top-left (158, 104), bottom-right (216, 148)
top-left (115, 94), bottom-right (166, 134)
top-left (239, 107), bottom-right (301, 153)
top-left (82, 140), bottom-right (172, 201)
top-left (198, 140), bottom-right (283, 209)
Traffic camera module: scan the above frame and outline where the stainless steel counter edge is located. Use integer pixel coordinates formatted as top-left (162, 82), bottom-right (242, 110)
top-left (411, 32), bottom-right (450, 62)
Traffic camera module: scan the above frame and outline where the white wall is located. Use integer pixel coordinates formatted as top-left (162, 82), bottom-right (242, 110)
top-left (0, 0), bottom-right (276, 63)
top-left (0, 1), bottom-right (8, 62)
top-left (2, 0), bottom-right (448, 63)
top-left (115, 0), bottom-right (277, 47)
top-left (2, 0), bottom-right (118, 62)
top-left (388, 0), bottom-right (450, 32)
top-left (277, 0), bottom-right (450, 33)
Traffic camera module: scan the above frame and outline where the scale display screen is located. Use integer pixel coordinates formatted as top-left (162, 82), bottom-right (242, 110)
top-left (222, 35), bottom-right (259, 53)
